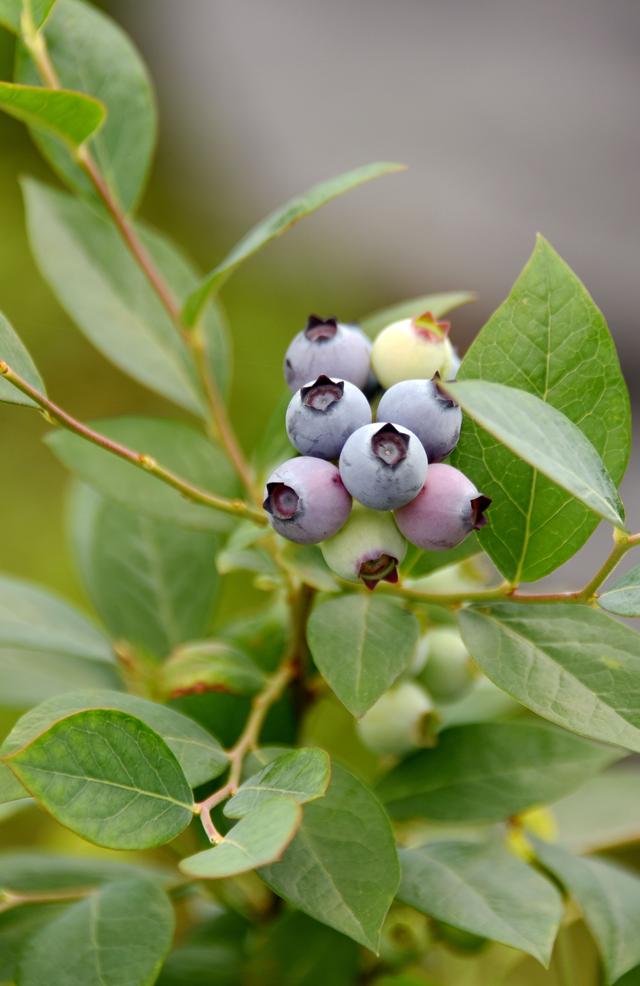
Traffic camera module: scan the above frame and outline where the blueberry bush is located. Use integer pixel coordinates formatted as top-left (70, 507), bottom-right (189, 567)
top-left (1, 3), bottom-right (640, 985)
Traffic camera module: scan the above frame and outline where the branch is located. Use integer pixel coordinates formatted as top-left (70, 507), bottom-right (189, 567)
top-left (21, 13), bottom-right (257, 498)
top-left (196, 585), bottom-right (313, 843)
top-left (0, 361), bottom-right (265, 525)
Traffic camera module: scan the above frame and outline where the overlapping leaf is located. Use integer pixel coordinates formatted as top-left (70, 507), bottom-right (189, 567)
top-left (225, 748), bottom-right (330, 818)
top-left (599, 564), bottom-right (640, 617)
top-left (0, 311), bottom-right (46, 408)
top-left (0, 82), bottom-right (104, 146)
top-left (459, 603), bottom-right (640, 751)
top-left (452, 236), bottom-right (631, 581)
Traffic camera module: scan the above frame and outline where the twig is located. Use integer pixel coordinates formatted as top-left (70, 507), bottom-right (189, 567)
top-left (0, 362), bottom-right (265, 525)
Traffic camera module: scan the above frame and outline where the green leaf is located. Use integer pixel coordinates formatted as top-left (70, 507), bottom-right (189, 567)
top-left (553, 765), bottom-right (640, 853)
top-left (180, 798), bottom-right (302, 878)
top-left (377, 720), bottom-right (619, 823)
top-left (22, 179), bottom-right (231, 413)
top-left (46, 416), bottom-right (237, 532)
top-left (0, 0), bottom-right (56, 32)
top-left (225, 748), bottom-right (331, 818)
top-left (3, 708), bottom-right (195, 848)
top-left (359, 291), bottom-right (476, 339)
top-left (446, 379), bottom-right (624, 529)
top-left (161, 640), bottom-right (267, 698)
top-left (18, 877), bottom-right (174, 986)
top-left (403, 536), bottom-right (481, 579)
top-left (0, 850), bottom-right (169, 892)
top-left (261, 762), bottom-right (399, 952)
top-left (156, 944), bottom-right (243, 986)
top-left (248, 911), bottom-right (359, 986)
top-left (535, 840), bottom-right (640, 984)
top-left (1, 688), bottom-right (227, 788)
top-left (0, 763), bottom-right (27, 804)
top-left (0, 82), bottom-right (104, 146)
top-left (0, 573), bottom-right (118, 708)
top-left (452, 236), bottom-right (631, 581)
top-left (182, 162), bottom-right (406, 325)
top-left (69, 484), bottom-right (220, 658)
top-left (459, 603), bottom-right (640, 752)
top-left (599, 564), bottom-right (640, 617)
top-left (307, 595), bottom-right (420, 717)
top-left (16, 0), bottom-right (156, 212)
top-left (398, 840), bottom-right (562, 965)
top-left (0, 310), bottom-right (46, 408)
top-left (0, 904), bottom-right (68, 985)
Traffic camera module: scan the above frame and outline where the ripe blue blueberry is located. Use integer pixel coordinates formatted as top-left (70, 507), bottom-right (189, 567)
top-left (263, 456), bottom-right (352, 544)
top-left (371, 311), bottom-right (451, 388)
top-left (284, 315), bottom-right (371, 392)
top-left (339, 422), bottom-right (428, 510)
top-left (285, 375), bottom-right (371, 460)
top-left (395, 463), bottom-right (491, 550)
top-left (376, 378), bottom-right (462, 462)
top-left (320, 506), bottom-right (407, 588)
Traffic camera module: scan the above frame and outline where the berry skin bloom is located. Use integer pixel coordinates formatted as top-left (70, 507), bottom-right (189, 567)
top-left (371, 311), bottom-right (451, 389)
top-left (339, 422), bottom-right (428, 510)
top-left (395, 462), bottom-right (491, 550)
top-left (376, 378), bottom-right (462, 462)
top-left (263, 456), bottom-right (352, 544)
top-left (418, 627), bottom-right (474, 702)
top-left (320, 506), bottom-right (407, 589)
top-left (284, 314), bottom-right (372, 392)
top-left (286, 375), bottom-right (371, 460)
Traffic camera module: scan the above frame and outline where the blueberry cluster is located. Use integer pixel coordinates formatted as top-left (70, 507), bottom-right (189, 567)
top-left (263, 313), bottom-right (491, 588)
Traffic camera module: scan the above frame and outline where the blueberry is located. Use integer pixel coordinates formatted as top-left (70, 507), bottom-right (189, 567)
top-left (418, 627), bottom-right (474, 702)
top-left (371, 311), bottom-right (451, 388)
top-left (339, 422), bottom-right (428, 510)
top-left (320, 506), bottom-right (407, 588)
top-left (356, 681), bottom-right (435, 756)
top-left (376, 378), bottom-right (462, 462)
top-left (395, 463), bottom-right (491, 550)
top-left (263, 456), bottom-right (352, 544)
top-left (285, 374), bottom-right (371, 460)
top-left (284, 315), bottom-right (372, 392)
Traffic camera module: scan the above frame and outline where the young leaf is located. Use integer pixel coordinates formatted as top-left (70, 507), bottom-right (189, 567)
top-left (261, 762), bottom-right (399, 952)
top-left (3, 709), bottom-right (195, 848)
top-left (0, 82), bottom-right (104, 146)
top-left (1, 689), bottom-right (228, 788)
top-left (0, 0), bottom-right (56, 33)
top-left (599, 564), bottom-right (640, 618)
top-left (21, 179), bottom-right (233, 413)
top-left (535, 840), bottom-right (640, 984)
top-left (180, 798), bottom-right (302, 878)
top-left (307, 595), bottom-right (420, 717)
top-left (46, 416), bottom-right (237, 532)
top-left (0, 573), bottom-right (118, 708)
top-left (445, 379), bottom-right (624, 529)
top-left (182, 162), bottom-right (406, 325)
top-left (69, 484), bottom-right (220, 658)
top-left (0, 310), bottom-right (46, 408)
top-left (359, 290), bottom-right (475, 339)
top-left (18, 878), bottom-right (174, 986)
top-left (398, 840), bottom-right (562, 965)
top-left (451, 236), bottom-right (631, 582)
top-left (224, 748), bottom-right (331, 818)
top-left (377, 720), bottom-right (619, 823)
top-left (161, 640), bottom-right (267, 698)
top-left (16, 0), bottom-right (156, 211)
top-left (459, 603), bottom-right (640, 752)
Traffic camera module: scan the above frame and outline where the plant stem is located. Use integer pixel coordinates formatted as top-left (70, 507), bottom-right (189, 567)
top-left (22, 14), bottom-right (256, 499)
top-left (0, 361), bottom-right (265, 525)
top-left (197, 585), bottom-right (311, 843)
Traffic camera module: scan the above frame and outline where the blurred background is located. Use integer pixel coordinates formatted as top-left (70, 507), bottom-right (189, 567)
top-left (1, 0), bottom-right (639, 602)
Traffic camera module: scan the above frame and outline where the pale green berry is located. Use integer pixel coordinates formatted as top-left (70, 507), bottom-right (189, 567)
top-left (371, 311), bottom-right (451, 388)
top-left (320, 505), bottom-right (407, 589)
top-left (356, 681), bottom-right (435, 756)
top-left (418, 626), bottom-right (474, 702)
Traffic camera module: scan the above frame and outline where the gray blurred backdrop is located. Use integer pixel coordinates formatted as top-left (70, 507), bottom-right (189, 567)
top-left (1, 0), bottom-right (638, 592)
